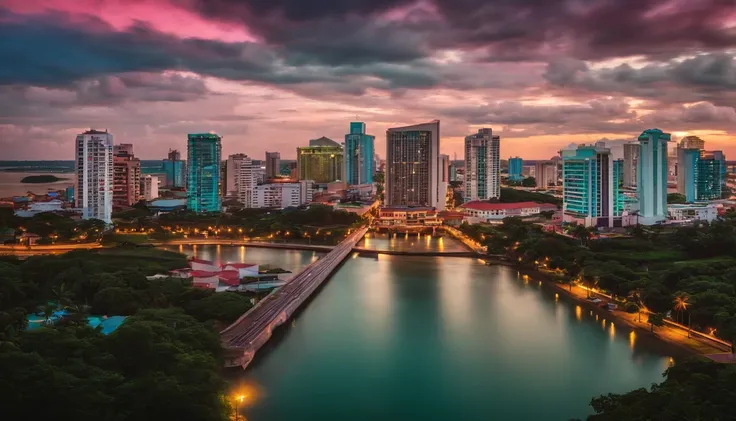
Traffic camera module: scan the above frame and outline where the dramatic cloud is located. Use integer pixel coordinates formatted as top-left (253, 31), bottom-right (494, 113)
top-left (1, 0), bottom-right (735, 159)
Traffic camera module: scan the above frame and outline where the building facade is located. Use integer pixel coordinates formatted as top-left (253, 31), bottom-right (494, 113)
top-left (534, 160), bottom-right (558, 188)
top-left (297, 137), bottom-right (343, 183)
top-left (623, 142), bottom-right (639, 189)
top-left (75, 129), bottom-right (113, 223)
top-left (251, 181), bottom-right (313, 208)
top-left (637, 128), bottom-right (671, 225)
top-left (142, 175), bottom-right (159, 201)
top-left (562, 143), bottom-right (616, 227)
top-left (677, 148), bottom-right (700, 202)
top-left (344, 122), bottom-right (375, 185)
top-left (386, 120), bottom-right (444, 210)
top-left (265, 152), bottom-right (281, 179)
top-left (668, 204), bottom-right (718, 223)
top-left (112, 143), bottom-right (141, 207)
top-left (508, 157), bottom-right (523, 181)
top-left (227, 154), bottom-right (256, 206)
top-left (698, 151), bottom-right (724, 201)
top-left (162, 149), bottom-right (185, 188)
top-left (464, 128), bottom-right (500, 202)
top-left (187, 133), bottom-right (222, 213)
top-left (460, 201), bottom-right (557, 224)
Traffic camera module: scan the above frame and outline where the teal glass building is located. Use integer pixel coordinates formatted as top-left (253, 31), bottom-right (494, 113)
top-left (613, 159), bottom-right (624, 217)
top-left (345, 122), bottom-right (375, 185)
top-left (508, 157), bottom-right (523, 181)
top-left (637, 129), bottom-right (670, 225)
top-left (697, 151), bottom-right (724, 201)
top-left (677, 148), bottom-right (700, 202)
top-left (162, 149), bottom-right (186, 188)
top-left (187, 133), bottom-right (222, 213)
top-left (562, 143), bottom-right (615, 227)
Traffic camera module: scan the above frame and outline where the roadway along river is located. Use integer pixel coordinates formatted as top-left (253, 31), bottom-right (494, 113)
top-left (173, 238), bottom-right (679, 420)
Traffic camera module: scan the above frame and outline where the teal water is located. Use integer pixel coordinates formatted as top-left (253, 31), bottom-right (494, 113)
top-left (225, 253), bottom-right (676, 421)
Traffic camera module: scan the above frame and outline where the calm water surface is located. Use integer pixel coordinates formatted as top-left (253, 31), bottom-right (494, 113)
top-left (0, 171), bottom-right (74, 196)
top-left (199, 240), bottom-right (677, 421)
top-left (358, 232), bottom-right (468, 252)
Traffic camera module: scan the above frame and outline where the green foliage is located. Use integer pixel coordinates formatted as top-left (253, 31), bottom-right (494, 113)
top-left (521, 176), bottom-right (536, 187)
top-left (667, 192), bottom-right (687, 204)
top-left (499, 187), bottom-right (562, 206)
top-left (588, 359), bottom-right (736, 421)
top-left (185, 292), bottom-right (253, 324)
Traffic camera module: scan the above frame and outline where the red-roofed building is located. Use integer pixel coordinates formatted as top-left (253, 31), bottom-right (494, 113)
top-left (190, 257), bottom-right (220, 272)
top-left (217, 270), bottom-right (241, 286)
top-left (190, 270), bottom-right (220, 289)
top-left (459, 201), bottom-right (557, 224)
top-left (438, 210), bottom-right (465, 226)
top-left (221, 263), bottom-right (259, 278)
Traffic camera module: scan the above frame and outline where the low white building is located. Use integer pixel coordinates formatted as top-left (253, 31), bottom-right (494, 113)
top-left (667, 204), bottom-right (718, 223)
top-left (252, 181), bottom-right (313, 208)
top-left (460, 201), bottom-right (558, 224)
top-left (14, 200), bottom-right (64, 217)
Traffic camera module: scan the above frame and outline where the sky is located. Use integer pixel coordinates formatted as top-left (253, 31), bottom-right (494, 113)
top-left (1, 0), bottom-right (735, 160)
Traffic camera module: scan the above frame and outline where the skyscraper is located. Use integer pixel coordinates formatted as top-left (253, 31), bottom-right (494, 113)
top-left (698, 150), bottom-right (724, 200)
top-left (112, 143), bottom-right (141, 207)
top-left (679, 135), bottom-right (705, 150)
top-left (162, 149), bottom-right (185, 188)
top-left (226, 154), bottom-right (256, 206)
top-left (508, 157), bottom-right (523, 181)
top-left (297, 137), bottom-right (343, 183)
top-left (344, 122), bottom-right (375, 185)
top-left (562, 143), bottom-right (616, 227)
top-left (265, 152), bottom-right (281, 179)
top-left (677, 148), bottom-right (700, 202)
top-left (613, 159), bottom-right (625, 217)
top-left (534, 161), bottom-right (558, 188)
top-left (637, 128), bottom-right (671, 225)
top-left (75, 129), bottom-right (113, 223)
top-left (464, 128), bottom-right (500, 202)
top-left (187, 133), bottom-right (222, 213)
top-left (623, 143), bottom-right (639, 189)
top-left (386, 120), bottom-right (444, 209)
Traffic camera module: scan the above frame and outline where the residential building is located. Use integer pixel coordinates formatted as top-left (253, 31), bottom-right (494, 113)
top-left (561, 142), bottom-right (617, 227)
top-left (668, 203), bottom-right (718, 223)
top-left (344, 122), bottom-right (375, 185)
top-left (386, 120), bottom-right (444, 210)
top-left (112, 143), bottom-right (141, 207)
top-left (225, 154), bottom-right (253, 201)
top-left (459, 201), bottom-right (557, 224)
top-left (534, 160), bottom-right (558, 188)
top-left (508, 157), bottom-right (523, 181)
top-left (464, 128), bottom-right (500, 202)
top-left (265, 152), bottom-right (281, 179)
top-left (75, 129), bottom-right (113, 223)
top-left (187, 133), bottom-right (222, 213)
top-left (637, 128), bottom-right (671, 225)
top-left (439, 154), bottom-right (450, 207)
top-left (252, 181), bottom-right (313, 208)
top-left (698, 150), bottom-right (724, 201)
top-left (297, 137), bottom-right (343, 183)
top-left (677, 148), bottom-right (700, 202)
top-left (162, 149), bottom-right (186, 188)
top-left (623, 142), bottom-right (639, 189)
top-left (253, 165), bottom-right (266, 185)
top-left (142, 175), bottom-right (159, 201)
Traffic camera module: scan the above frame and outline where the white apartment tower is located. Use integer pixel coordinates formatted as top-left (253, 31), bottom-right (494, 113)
top-left (386, 120), bottom-right (444, 210)
top-left (637, 128), bottom-right (671, 225)
top-left (623, 142), bottom-right (639, 189)
top-left (226, 154), bottom-right (256, 206)
top-left (75, 129), bottom-right (113, 223)
top-left (142, 175), bottom-right (159, 201)
top-left (464, 128), bottom-right (500, 201)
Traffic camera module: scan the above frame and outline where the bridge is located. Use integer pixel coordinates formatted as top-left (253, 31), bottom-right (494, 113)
top-left (220, 226), bottom-right (369, 368)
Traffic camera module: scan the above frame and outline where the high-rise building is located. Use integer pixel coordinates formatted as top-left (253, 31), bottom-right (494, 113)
top-left (162, 149), bottom-right (185, 188)
top-left (698, 150), bottom-right (724, 200)
top-left (464, 128), bottom-right (500, 202)
top-left (265, 152), bottom-right (281, 179)
top-left (226, 154), bottom-right (256, 206)
top-left (187, 133), bottom-right (222, 213)
top-left (112, 143), bottom-right (141, 207)
top-left (677, 148), bottom-right (700, 202)
top-left (345, 122), bottom-right (375, 185)
top-left (534, 161), bottom-right (558, 188)
top-left (613, 159), bottom-right (625, 217)
top-left (561, 143), bottom-right (616, 227)
top-left (637, 128), bottom-right (671, 225)
top-left (75, 129), bottom-right (113, 223)
top-left (508, 157), bottom-right (523, 181)
top-left (297, 137), bottom-right (343, 183)
top-left (623, 143), bottom-right (639, 189)
top-left (680, 135), bottom-right (705, 150)
top-left (142, 175), bottom-right (159, 201)
top-left (386, 120), bottom-right (444, 210)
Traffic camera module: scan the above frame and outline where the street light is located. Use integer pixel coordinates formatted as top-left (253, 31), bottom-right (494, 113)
top-left (234, 395), bottom-right (245, 421)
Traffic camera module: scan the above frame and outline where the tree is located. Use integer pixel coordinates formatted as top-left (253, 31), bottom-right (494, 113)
top-left (648, 312), bottom-right (665, 333)
top-left (667, 193), bottom-right (687, 204)
top-left (673, 293), bottom-right (690, 324)
top-left (521, 177), bottom-right (536, 187)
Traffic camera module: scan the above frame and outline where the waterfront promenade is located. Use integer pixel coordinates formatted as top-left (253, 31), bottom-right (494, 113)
top-left (220, 226), bottom-right (369, 368)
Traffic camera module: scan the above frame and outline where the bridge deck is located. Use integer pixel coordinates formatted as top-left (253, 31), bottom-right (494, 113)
top-left (221, 227), bottom-right (368, 368)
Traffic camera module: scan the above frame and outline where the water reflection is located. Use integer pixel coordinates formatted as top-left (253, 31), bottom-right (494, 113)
top-left (575, 305), bottom-right (582, 321)
top-left (356, 232), bottom-right (465, 253)
top-left (629, 330), bottom-right (636, 350)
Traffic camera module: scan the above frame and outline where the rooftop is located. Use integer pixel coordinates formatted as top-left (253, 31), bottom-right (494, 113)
top-left (460, 201), bottom-right (557, 211)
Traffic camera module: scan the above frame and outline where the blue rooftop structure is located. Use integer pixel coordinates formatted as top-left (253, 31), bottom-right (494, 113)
top-left (26, 310), bottom-right (126, 335)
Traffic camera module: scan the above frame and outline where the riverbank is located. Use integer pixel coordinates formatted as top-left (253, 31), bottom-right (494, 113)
top-left (506, 262), bottom-right (731, 358)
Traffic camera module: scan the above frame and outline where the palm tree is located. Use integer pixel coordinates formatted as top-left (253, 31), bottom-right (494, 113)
top-left (673, 293), bottom-right (690, 324)
top-left (38, 303), bottom-right (57, 324)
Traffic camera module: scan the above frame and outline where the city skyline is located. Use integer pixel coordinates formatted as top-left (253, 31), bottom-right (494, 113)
top-left (2, 1), bottom-right (735, 160)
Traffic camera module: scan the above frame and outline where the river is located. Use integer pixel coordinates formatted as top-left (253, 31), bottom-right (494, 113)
top-left (172, 239), bottom-right (676, 420)
top-left (0, 171), bottom-right (74, 197)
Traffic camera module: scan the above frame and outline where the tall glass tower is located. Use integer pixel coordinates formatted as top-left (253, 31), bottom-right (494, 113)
top-left (187, 133), bottom-right (222, 213)
top-left (345, 122), bottom-right (375, 185)
top-left (637, 128), bottom-right (671, 225)
top-left (561, 143), bottom-right (614, 227)
top-left (464, 128), bottom-right (500, 202)
top-left (508, 157), bottom-right (523, 181)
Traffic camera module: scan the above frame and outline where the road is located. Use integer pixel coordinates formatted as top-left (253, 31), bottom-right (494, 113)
top-left (220, 227), bottom-right (368, 367)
